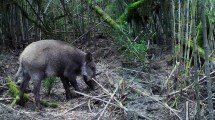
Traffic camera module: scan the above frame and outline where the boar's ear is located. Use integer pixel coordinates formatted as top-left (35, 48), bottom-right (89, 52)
top-left (86, 52), bottom-right (93, 63)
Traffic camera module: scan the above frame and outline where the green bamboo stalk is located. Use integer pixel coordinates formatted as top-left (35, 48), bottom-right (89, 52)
top-left (93, 5), bottom-right (120, 30)
top-left (201, 0), bottom-right (214, 119)
top-left (180, 40), bottom-right (215, 64)
top-left (180, 2), bottom-right (185, 65)
top-left (171, 0), bottom-right (175, 54)
top-left (184, 0), bottom-right (190, 85)
top-left (177, 0), bottom-right (181, 62)
top-left (191, 0), bottom-right (200, 119)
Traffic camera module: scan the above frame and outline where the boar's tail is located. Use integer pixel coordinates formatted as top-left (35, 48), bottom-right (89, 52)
top-left (14, 63), bottom-right (23, 81)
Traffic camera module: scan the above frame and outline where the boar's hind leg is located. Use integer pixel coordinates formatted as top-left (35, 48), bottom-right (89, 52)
top-left (60, 76), bottom-right (71, 99)
top-left (32, 73), bottom-right (45, 108)
top-left (19, 72), bottom-right (31, 106)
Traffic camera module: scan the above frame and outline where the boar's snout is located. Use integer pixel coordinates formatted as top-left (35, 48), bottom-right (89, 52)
top-left (82, 52), bottom-right (96, 90)
top-left (82, 52), bottom-right (96, 79)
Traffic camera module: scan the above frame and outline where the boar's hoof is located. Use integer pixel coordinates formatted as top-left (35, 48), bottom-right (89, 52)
top-left (17, 100), bottom-right (25, 107)
top-left (65, 94), bottom-right (72, 100)
top-left (85, 80), bottom-right (95, 90)
top-left (72, 92), bottom-right (82, 98)
top-left (75, 93), bottom-right (82, 98)
top-left (89, 85), bottom-right (95, 90)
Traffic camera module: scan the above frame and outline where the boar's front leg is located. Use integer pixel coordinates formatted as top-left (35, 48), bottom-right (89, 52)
top-left (60, 76), bottom-right (71, 99)
top-left (67, 75), bottom-right (81, 97)
top-left (19, 72), bottom-right (31, 106)
top-left (68, 75), bottom-right (80, 92)
top-left (64, 65), bottom-right (80, 92)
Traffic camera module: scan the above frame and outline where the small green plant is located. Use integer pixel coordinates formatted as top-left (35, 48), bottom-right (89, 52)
top-left (127, 40), bottom-right (147, 63)
top-left (7, 77), bottom-right (29, 106)
top-left (40, 100), bottom-right (58, 108)
top-left (42, 77), bottom-right (57, 95)
top-left (115, 31), bottom-right (147, 64)
top-left (113, 20), bottom-right (147, 65)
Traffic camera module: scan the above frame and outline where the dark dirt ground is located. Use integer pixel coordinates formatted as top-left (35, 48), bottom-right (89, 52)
top-left (0, 38), bottom-right (197, 120)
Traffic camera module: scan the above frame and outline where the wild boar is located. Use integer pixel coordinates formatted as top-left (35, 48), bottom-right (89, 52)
top-left (15, 40), bottom-right (96, 107)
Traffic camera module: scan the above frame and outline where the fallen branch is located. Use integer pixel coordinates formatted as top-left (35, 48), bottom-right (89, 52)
top-left (162, 61), bottom-right (180, 91)
top-left (73, 91), bottom-right (118, 107)
top-left (56, 101), bottom-right (87, 117)
top-left (97, 79), bottom-right (123, 120)
top-left (0, 83), bottom-right (8, 88)
top-left (92, 78), bottom-right (128, 111)
top-left (0, 98), bottom-right (14, 101)
top-left (168, 70), bottom-right (215, 97)
top-left (186, 101), bottom-right (189, 120)
top-left (88, 99), bottom-right (93, 113)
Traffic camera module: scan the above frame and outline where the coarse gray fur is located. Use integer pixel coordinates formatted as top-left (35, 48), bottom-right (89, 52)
top-left (15, 39), bottom-right (96, 108)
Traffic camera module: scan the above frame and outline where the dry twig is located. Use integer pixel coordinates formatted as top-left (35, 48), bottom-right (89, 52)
top-left (88, 99), bottom-right (93, 113)
top-left (186, 101), bottom-right (189, 120)
top-left (97, 79), bottom-right (123, 120)
top-left (0, 97), bottom-right (14, 101)
top-left (129, 86), bottom-right (182, 120)
top-left (56, 101), bottom-right (87, 116)
top-left (168, 70), bottom-right (215, 97)
top-left (92, 78), bottom-right (128, 111)
top-left (162, 61), bottom-right (180, 91)
top-left (73, 90), bottom-right (118, 107)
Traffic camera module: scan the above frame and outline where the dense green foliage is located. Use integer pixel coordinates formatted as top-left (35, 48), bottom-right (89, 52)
top-left (42, 77), bottom-right (57, 95)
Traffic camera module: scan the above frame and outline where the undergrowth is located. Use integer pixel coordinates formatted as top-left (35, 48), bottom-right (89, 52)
top-left (42, 77), bottom-right (57, 95)
top-left (114, 28), bottom-right (147, 64)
